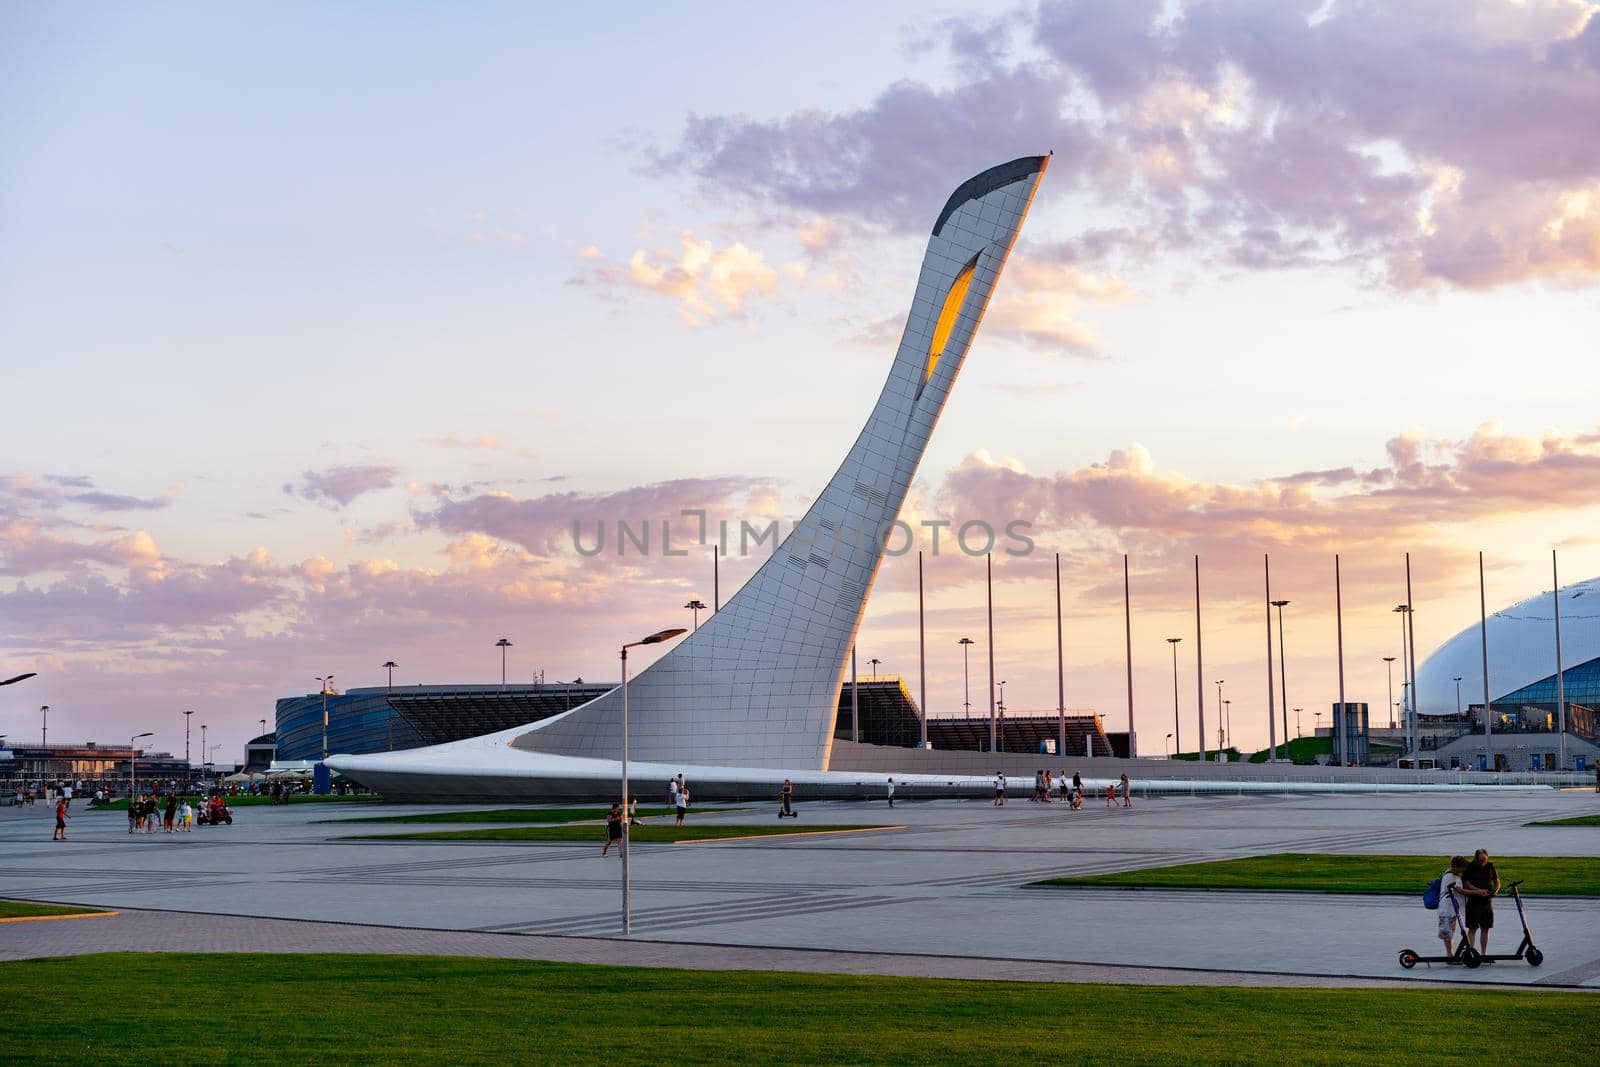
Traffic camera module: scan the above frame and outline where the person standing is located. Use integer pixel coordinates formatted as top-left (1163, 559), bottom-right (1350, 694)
top-left (602, 803), bottom-right (623, 857)
top-left (675, 783), bottom-right (688, 827)
top-left (667, 778), bottom-right (678, 810)
top-left (1072, 771), bottom-right (1083, 797)
top-left (886, 777), bottom-right (896, 808)
top-left (164, 794), bottom-right (178, 834)
top-left (1119, 773), bottom-right (1133, 808)
top-left (127, 796), bottom-right (139, 835)
top-left (179, 799), bottom-right (193, 832)
top-left (993, 772), bottom-right (1006, 806)
top-left (1463, 848), bottom-right (1500, 956)
top-left (63, 783), bottom-right (73, 810)
top-left (1437, 855), bottom-right (1469, 957)
top-left (53, 797), bottom-right (70, 841)
top-left (779, 778), bottom-right (795, 818)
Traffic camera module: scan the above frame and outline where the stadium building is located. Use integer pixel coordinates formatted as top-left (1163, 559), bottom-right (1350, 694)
top-left (1412, 575), bottom-right (1600, 771)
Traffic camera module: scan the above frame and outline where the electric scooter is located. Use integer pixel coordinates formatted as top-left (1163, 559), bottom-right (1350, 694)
top-left (1474, 880), bottom-right (1544, 967)
top-left (1399, 888), bottom-right (1481, 969)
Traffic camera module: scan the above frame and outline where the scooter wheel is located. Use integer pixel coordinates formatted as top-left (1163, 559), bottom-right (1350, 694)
top-left (1526, 947), bottom-right (1543, 967)
top-left (1461, 947), bottom-right (1482, 969)
top-left (1398, 949), bottom-right (1419, 969)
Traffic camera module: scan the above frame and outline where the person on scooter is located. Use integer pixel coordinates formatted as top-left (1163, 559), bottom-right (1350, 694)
top-left (1438, 855), bottom-right (1469, 957)
top-left (1463, 848), bottom-right (1500, 958)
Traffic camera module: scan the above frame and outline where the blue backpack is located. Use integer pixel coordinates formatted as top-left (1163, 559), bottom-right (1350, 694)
top-left (1423, 877), bottom-right (1442, 910)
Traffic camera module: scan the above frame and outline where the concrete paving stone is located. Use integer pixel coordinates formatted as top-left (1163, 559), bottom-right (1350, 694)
top-left (3, 790), bottom-right (1597, 990)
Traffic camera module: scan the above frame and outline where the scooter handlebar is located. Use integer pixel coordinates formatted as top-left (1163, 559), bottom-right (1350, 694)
top-left (1505, 879), bottom-right (1523, 890)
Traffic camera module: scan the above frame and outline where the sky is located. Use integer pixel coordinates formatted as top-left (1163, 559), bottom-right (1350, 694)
top-left (3, 1), bottom-right (1599, 764)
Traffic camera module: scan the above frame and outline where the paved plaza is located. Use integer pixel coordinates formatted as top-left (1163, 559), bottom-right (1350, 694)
top-left (4, 788), bottom-right (1598, 989)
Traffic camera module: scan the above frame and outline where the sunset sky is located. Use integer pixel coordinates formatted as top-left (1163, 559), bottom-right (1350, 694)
top-left (4, 1), bottom-right (1599, 763)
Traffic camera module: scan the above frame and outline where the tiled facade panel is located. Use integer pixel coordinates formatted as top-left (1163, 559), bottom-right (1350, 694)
top-left (513, 157), bottom-right (1048, 770)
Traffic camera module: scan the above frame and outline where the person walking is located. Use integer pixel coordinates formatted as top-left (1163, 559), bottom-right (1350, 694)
top-left (779, 778), bottom-right (795, 818)
top-left (1463, 848), bottom-right (1500, 957)
top-left (127, 796), bottom-right (139, 835)
top-left (993, 772), bottom-right (1006, 806)
top-left (1072, 771), bottom-right (1083, 797)
top-left (675, 783), bottom-right (689, 827)
top-left (1104, 783), bottom-right (1116, 808)
top-left (886, 777), bottom-right (896, 808)
top-left (602, 803), bottom-right (623, 857)
top-left (1119, 773), bottom-right (1133, 808)
top-left (164, 794), bottom-right (177, 834)
top-left (53, 797), bottom-right (70, 841)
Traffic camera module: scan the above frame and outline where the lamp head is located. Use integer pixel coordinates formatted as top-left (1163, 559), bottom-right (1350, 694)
top-left (637, 627), bottom-right (688, 646)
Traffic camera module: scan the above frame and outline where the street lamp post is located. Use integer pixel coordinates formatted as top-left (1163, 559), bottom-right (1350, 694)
top-left (619, 626), bottom-right (688, 935)
top-left (997, 680), bottom-right (1007, 753)
top-left (184, 709), bottom-right (194, 766)
top-left (1453, 676), bottom-right (1463, 716)
top-left (382, 660), bottom-right (398, 751)
top-left (684, 599), bottom-right (707, 632)
top-left (200, 724), bottom-right (207, 780)
top-left (1295, 707), bottom-right (1303, 738)
top-left (40, 705), bottom-right (49, 747)
top-left (1383, 656), bottom-right (1397, 729)
top-left (130, 732), bottom-right (153, 799)
top-left (1165, 733), bottom-right (1173, 759)
top-left (958, 638), bottom-right (974, 715)
top-left (1166, 637), bottom-right (1182, 757)
top-left (869, 658), bottom-right (881, 681)
top-left (316, 675), bottom-right (334, 761)
top-left (1223, 699), bottom-right (1231, 747)
top-left (1214, 681), bottom-right (1225, 759)
top-left (1271, 600), bottom-right (1290, 749)
top-left (495, 638), bottom-right (513, 690)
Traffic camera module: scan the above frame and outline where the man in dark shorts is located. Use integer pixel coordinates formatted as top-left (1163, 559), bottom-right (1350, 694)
top-left (53, 797), bottom-right (70, 841)
top-left (602, 803), bottom-right (623, 857)
top-left (1462, 848), bottom-right (1499, 956)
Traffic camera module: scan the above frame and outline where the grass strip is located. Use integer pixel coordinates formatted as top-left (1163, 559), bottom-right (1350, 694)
top-left (95, 794), bottom-right (381, 811)
top-left (0, 900), bottom-right (109, 920)
top-left (1528, 814), bottom-right (1600, 827)
top-left (0, 953), bottom-right (1593, 1065)
top-left (345, 823), bottom-right (896, 844)
top-left (325, 805), bottom-right (743, 825)
top-left (1036, 853), bottom-right (1600, 896)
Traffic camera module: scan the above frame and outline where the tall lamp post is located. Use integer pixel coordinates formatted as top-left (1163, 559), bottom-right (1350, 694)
top-left (382, 660), bottom-right (398, 751)
top-left (1223, 699), bottom-right (1231, 748)
top-left (1271, 599), bottom-right (1290, 749)
top-left (41, 705), bottom-right (49, 747)
top-left (869, 657), bottom-right (881, 681)
top-left (1453, 676), bottom-right (1463, 716)
top-left (130, 731), bottom-right (153, 799)
top-left (316, 675), bottom-right (334, 761)
top-left (619, 626), bottom-right (688, 935)
top-left (184, 709), bottom-right (194, 766)
top-left (958, 637), bottom-right (974, 714)
top-left (1383, 656), bottom-right (1397, 729)
top-left (200, 724), bottom-right (208, 780)
top-left (1294, 707), bottom-right (1303, 739)
top-left (684, 599), bottom-right (707, 632)
top-left (1166, 637), bottom-right (1182, 756)
top-left (495, 638), bottom-right (513, 690)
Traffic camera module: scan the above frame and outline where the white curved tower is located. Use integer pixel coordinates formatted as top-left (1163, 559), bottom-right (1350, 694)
top-left (512, 156), bottom-right (1049, 770)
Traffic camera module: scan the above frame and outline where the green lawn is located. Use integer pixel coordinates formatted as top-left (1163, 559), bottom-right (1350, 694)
top-left (348, 823), bottom-right (897, 844)
top-left (0, 953), bottom-right (1592, 1065)
top-left (0, 900), bottom-right (108, 920)
top-left (326, 805), bottom-right (741, 825)
top-left (96, 793), bottom-right (381, 811)
top-left (1037, 853), bottom-right (1600, 896)
top-left (1246, 736), bottom-right (1400, 764)
top-left (1528, 813), bottom-right (1600, 827)
top-left (1171, 747), bottom-right (1244, 762)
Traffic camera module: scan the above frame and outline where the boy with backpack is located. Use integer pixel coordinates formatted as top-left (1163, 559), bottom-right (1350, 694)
top-left (1432, 855), bottom-right (1469, 956)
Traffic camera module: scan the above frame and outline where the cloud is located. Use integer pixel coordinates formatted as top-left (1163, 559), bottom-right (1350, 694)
top-left (427, 435), bottom-right (537, 460)
top-left (284, 463), bottom-right (398, 508)
top-left (416, 475), bottom-right (779, 557)
top-left (572, 232), bottom-right (783, 327)
top-left (654, 1), bottom-right (1600, 290)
